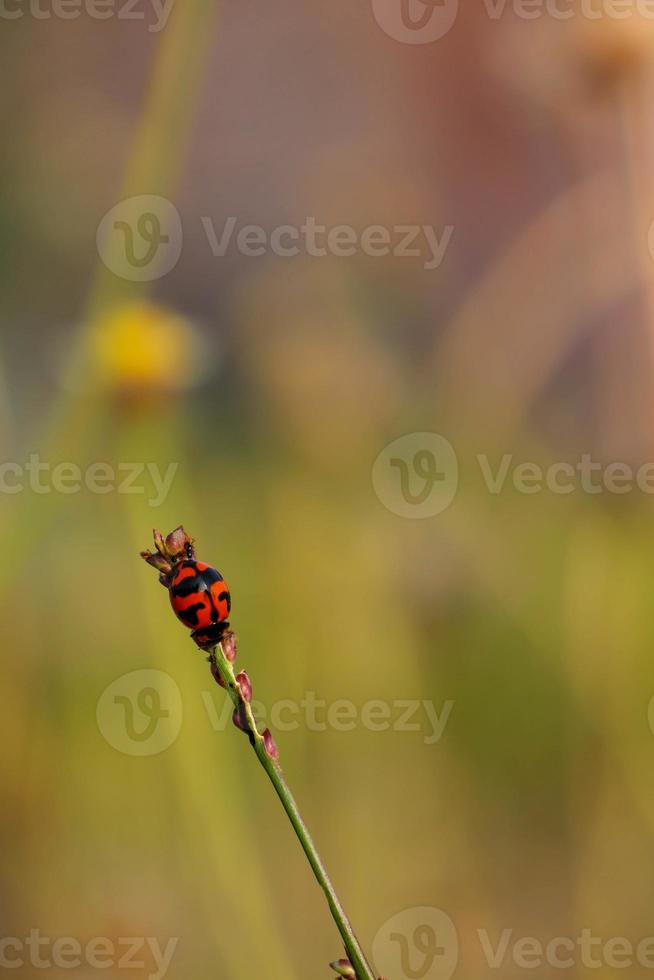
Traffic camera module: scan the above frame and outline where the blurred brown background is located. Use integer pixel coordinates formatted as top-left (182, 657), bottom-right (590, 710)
top-left (3, 2), bottom-right (654, 978)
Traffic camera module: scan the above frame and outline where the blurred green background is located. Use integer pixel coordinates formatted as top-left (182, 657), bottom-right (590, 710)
top-left (3, 2), bottom-right (654, 979)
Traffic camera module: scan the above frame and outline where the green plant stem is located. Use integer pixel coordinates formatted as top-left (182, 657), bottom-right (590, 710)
top-left (211, 640), bottom-right (377, 980)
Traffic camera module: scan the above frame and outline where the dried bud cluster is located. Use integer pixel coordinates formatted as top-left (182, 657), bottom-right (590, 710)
top-left (140, 525), bottom-right (195, 585)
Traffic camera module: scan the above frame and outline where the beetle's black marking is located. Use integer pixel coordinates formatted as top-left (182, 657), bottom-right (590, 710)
top-left (207, 586), bottom-right (220, 623)
top-left (179, 602), bottom-right (205, 627)
top-left (172, 575), bottom-right (204, 598)
top-left (172, 563), bottom-right (224, 599)
top-left (180, 560), bottom-right (223, 580)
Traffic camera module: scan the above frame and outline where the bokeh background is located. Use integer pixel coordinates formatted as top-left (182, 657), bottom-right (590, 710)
top-left (3, 2), bottom-right (654, 978)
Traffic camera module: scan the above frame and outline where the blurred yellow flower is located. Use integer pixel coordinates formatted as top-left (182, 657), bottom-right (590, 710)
top-left (490, 9), bottom-right (654, 119)
top-left (574, 13), bottom-right (654, 95)
top-left (89, 301), bottom-right (208, 397)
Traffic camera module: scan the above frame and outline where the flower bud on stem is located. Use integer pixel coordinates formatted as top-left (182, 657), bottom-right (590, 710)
top-left (235, 670), bottom-right (252, 703)
top-left (331, 958), bottom-right (357, 978)
top-left (207, 638), bottom-right (377, 980)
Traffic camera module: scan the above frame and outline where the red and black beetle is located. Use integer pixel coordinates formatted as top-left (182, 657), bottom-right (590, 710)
top-left (141, 527), bottom-right (231, 648)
